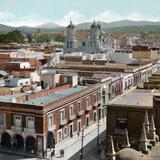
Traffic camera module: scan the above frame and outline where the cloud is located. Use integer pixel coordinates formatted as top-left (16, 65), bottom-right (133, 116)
top-left (56, 11), bottom-right (87, 26)
top-left (95, 10), bottom-right (160, 22)
top-left (1, 10), bottom-right (160, 27)
top-left (55, 10), bottom-right (160, 26)
top-left (6, 15), bottom-right (48, 27)
top-left (0, 11), bottom-right (48, 27)
top-left (0, 11), bottom-right (14, 21)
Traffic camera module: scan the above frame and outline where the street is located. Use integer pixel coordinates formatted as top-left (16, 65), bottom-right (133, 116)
top-left (69, 131), bottom-right (106, 160)
top-left (0, 153), bottom-right (39, 160)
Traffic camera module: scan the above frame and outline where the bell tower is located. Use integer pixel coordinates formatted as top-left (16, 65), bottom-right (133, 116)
top-left (89, 20), bottom-right (101, 54)
top-left (64, 20), bottom-right (77, 53)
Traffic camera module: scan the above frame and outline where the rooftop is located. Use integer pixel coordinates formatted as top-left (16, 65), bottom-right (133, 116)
top-left (0, 84), bottom-right (94, 106)
top-left (108, 89), bottom-right (155, 108)
top-left (6, 61), bottom-right (29, 64)
top-left (24, 85), bottom-right (90, 106)
top-left (0, 93), bottom-right (29, 103)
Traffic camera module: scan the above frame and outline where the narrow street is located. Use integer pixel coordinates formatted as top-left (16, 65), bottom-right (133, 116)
top-left (69, 131), bottom-right (106, 160)
top-left (0, 153), bottom-right (38, 160)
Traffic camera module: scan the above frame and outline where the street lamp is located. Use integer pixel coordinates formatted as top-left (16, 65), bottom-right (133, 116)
top-left (80, 127), bottom-right (84, 160)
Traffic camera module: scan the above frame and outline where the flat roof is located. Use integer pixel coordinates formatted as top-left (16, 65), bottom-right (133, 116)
top-left (0, 85), bottom-right (93, 106)
top-left (25, 85), bottom-right (90, 106)
top-left (10, 77), bottom-right (30, 81)
top-left (6, 61), bottom-right (29, 64)
top-left (0, 93), bottom-right (29, 103)
top-left (108, 89), bottom-right (154, 108)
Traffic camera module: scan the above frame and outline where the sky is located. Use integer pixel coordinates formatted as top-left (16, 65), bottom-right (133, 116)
top-left (0, 0), bottom-right (160, 27)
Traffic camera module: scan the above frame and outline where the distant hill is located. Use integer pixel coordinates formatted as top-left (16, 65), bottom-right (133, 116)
top-left (76, 20), bottom-right (160, 30)
top-left (36, 22), bottom-right (62, 29)
top-left (0, 24), bottom-right (16, 33)
top-left (1, 20), bottom-right (160, 34)
top-left (104, 25), bottom-right (160, 35)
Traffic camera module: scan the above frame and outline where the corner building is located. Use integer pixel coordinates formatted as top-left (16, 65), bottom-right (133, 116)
top-left (0, 83), bottom-right (102, 156)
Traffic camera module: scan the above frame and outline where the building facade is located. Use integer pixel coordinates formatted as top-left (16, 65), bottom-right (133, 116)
top-left (63, 21), bottom-right (119, 54)
top-left (0, 83), bottom-right (102, 157)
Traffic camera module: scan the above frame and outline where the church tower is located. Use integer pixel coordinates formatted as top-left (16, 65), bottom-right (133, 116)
top-left (89, 20), bottom-right (101, 54)
top-left (64, 20), bottom-right (77, 54)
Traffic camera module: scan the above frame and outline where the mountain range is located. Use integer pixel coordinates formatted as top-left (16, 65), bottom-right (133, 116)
top-left (1, 20), bottom-right (160, 34)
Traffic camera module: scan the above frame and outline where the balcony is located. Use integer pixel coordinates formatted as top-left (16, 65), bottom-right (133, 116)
top-left (98, 100), bottom-right (101, 107)
top-left (24, 128), bottom-right (35, 136)
top-left (86, 105), bottom-right (91, 111)
top-left (93, 102), bottom-right (98, 108)
top-left (11, 126), bottom-right (22, 134)
top-left (69, 114), bottom-right (76, 121)
top-left (48, 125), bottom-right (56, 131)
top-left (60, 119), bottom-right (67, 126)
top-left (78, 110), bottom-right (83, 116)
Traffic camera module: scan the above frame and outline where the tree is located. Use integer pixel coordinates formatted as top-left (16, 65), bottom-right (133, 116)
top-left (27, 33), bottom-right (33, 43)
top-left (0, 30), bottom-right (24, 43)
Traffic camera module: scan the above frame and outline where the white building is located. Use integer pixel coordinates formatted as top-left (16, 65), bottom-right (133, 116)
top-left (63, 21), bottom-right (119, 54)
top-left (6, 78), bottom-right (31, 87)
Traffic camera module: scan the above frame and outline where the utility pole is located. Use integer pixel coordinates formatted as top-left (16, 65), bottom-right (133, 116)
top-left (80, 128), bottom-right (84, 160)
top-left (97, 117), bottom-right (100, 158)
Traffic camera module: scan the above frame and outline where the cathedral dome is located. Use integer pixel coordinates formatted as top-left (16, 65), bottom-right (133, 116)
top-left (67, 21), bottom-right (75, 29)
top-left (91, 20), bottom-right (97, 29)
top-left (116, 148), bottom-right (142, 160)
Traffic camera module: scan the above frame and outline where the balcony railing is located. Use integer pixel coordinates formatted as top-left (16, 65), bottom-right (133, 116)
top-left (60, 119), bottom-right (67, 126)
top-left (78, 110), bottom-right (83, 116)
top-left (69, 114), bottom-right (76, 121)
top-left (24, 128), bottom-right (35, 136)
top-left (86, 105), bottom-right (91, 111)
top-left (11, 126), bottom-right (22, 133)
top-left (93, 102), bottom-right (98, 107)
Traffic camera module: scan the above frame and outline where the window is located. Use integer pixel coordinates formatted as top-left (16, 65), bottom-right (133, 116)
top-left (77, 120), bottom-right (81, 132)
top-left (64, 127), bottom-right (68, 138)
top-left (82, 42), bottom-right (86, 47)
top-left (93, 95), bottom-right (97, 103)
top-left (93, 111), bottom-right (97, 122)
top-left (0, 113), bottom-right (5, 126)
top-left (70, 41), bottom-right (73, 48)
top-left (67, 41), bottom-right (69, 48)
top-left (86, 97), bottom-right (90, 107)
top-left (48, 115), bottom-right (53, 130)
top-left (69, 105), bottom-right (74, 116)
top-left (57, 130), bottom-right (62, 142)
top-left (86, 115), bottom-right (90, 127)
top-left (14, 115), bottom-right (22, 127)
top-left (63, 77), bottom-right (68, 84)
top-left (97, 92), bottom-right (101, 102)
top-left (90, 41), bottom-right (92, 47)
top-left (26, 116), bottom-right (35, 129)
top-left (124, 81), bottom-right (127, 89)
top-left (116, 118), bottom-right (127, 130)
top-left (78, 101), bottom-right (82, 112)
top-left (60, 110), bottom-right (65, 121)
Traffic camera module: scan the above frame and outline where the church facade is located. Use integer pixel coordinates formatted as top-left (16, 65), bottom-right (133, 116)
top-left (63, 21), bottom-right (119, 54)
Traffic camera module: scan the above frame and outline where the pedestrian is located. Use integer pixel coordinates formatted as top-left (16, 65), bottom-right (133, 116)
top-left (77, 131), bottom-right (80, 138)
top-left (51, 149), bottom-right (55, 159)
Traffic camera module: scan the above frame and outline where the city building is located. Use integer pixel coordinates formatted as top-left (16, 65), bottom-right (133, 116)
top-left (0, 80), bottom-right (102, 157)
top-left (107, 88), bottom-right (155, 148)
